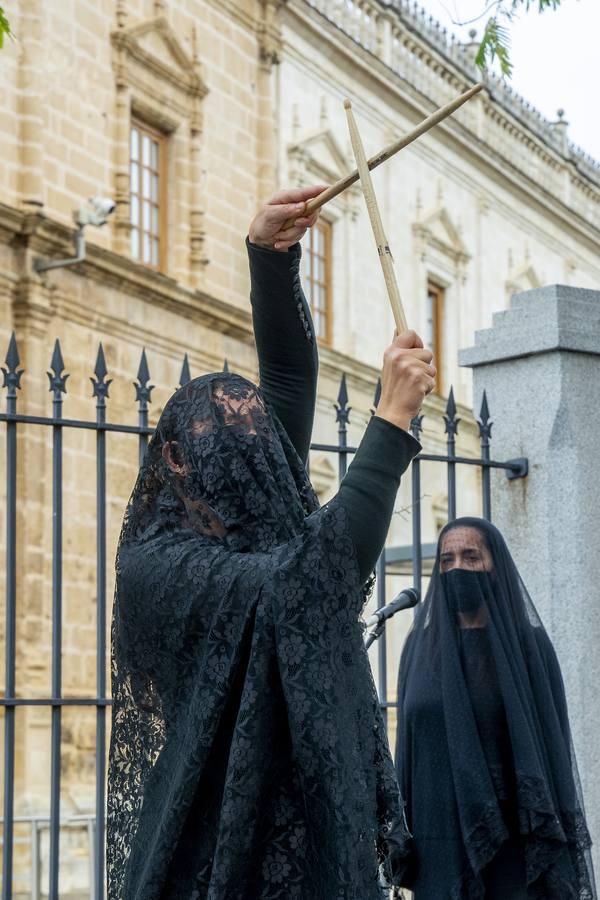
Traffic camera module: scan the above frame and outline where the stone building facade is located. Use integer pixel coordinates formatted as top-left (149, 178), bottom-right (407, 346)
top-left (1, 0), bottom-right (599, 894)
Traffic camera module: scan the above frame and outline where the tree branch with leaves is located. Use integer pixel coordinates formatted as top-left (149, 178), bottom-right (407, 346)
top-left (473, 0), bottom-right (562, 76)
top-left (0, 6), bottom-right (13, 48)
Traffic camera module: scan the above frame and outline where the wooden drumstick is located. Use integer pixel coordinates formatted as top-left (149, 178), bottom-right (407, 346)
top-left (282, 82), bottom-right (482, 230)
top-left (344, 98), bottom-right (408, 333)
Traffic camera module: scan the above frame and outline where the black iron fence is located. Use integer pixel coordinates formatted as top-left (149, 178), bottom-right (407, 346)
top-left (0, 333), bottom-right (527, 899)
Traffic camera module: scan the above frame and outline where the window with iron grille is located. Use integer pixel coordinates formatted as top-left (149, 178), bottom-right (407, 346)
top-left (425, 280), bottom-right (445, 395)
top-left (130, 120), bottom-right (167, 270)
top-left (303, 220), bottom-right (332, 345)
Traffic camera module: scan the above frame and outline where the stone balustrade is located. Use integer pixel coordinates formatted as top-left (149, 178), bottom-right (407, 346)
top-left (304, 0), bottom-right (600, 229)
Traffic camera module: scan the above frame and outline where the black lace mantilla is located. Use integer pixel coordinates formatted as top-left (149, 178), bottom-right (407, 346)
top-left (107, 374), bottom-right (412, 899)
top-left (396, 517), bottom-right (596, 900)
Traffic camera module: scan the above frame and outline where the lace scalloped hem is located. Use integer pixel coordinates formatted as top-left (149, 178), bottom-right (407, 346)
top-left (450, 792), bottom-right (595, 900)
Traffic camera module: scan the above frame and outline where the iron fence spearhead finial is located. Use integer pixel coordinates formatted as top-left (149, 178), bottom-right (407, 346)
top-left (179, 354), bottom-right (191, 387)
top-left (371, 377), bottom-right (382, 417)
top-left (443, 386), bottom-right (460, 439)
top-left (91, 343), bottom-right (112, 404)
top-left (2, 332), bottom-right (25, 399)
top-left (477, 390), bottom-right (493, 444)
top-left (47, 339), bottom-right (69, 398)
top-left (410, 412), bottom-right (424, 440)
top-left (335, 373), bottom-right (351, 426)
top-left (134, 348), bottom-right (154, 410)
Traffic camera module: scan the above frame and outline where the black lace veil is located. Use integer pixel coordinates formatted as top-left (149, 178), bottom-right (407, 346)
top-left (395, 516), bottom-right (595, 899)
top-left (107, 373), bottom-right (411, 899)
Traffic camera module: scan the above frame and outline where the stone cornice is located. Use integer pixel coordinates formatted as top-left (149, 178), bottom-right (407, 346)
top-left (318, 0), bottom-right (600, 188)
top-left (1, 205), bottom-right (253, 343)
top-left (0, 204), bottom-right (26, 245)
top-left (1, 204), bottom-right (479, 442)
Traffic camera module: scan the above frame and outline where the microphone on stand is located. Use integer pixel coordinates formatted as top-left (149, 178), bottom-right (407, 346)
top-left (364, 587), bottom-right (419, 629)
top-left (364, 587), bottom-right (419, 649)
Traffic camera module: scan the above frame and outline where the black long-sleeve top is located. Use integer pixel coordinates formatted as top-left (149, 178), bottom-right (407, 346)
top-left (248, 239), bottom-right (421, 582)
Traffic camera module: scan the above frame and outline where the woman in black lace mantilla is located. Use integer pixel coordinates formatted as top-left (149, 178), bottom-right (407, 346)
top-left (395, 517), bottom-right (596, 899)
top-left (107, 186), bottom-right (437, 899)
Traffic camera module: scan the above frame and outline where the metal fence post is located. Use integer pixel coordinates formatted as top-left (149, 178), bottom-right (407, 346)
top-left (1, 333), bottom-right (23, 900)
top-left (444, 387), bottom-right (460, 522)
top-left (91, 345), bottom-right (111, 900)
top-left (477, 391), bottom-right (492, 521)
top-left (410, 413), bottom-right (424, 599)
top-left (334, 374), bottom-right (350, 482)
top-left (47, 340), bottom-right (68, 899)
top-left (134, 349), bottom-right (153, 467)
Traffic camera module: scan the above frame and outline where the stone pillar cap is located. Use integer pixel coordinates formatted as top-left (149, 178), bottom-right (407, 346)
top-left (460, 284), bottom-right (600, 367)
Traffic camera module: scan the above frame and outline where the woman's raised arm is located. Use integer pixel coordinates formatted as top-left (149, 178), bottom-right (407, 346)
top-left (247, 186), bottom-right (325, 464)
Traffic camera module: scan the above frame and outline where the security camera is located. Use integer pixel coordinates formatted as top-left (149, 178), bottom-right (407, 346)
top-left (73, 197), bottom-right (116, 228)
top-left (90, 197), bottom-right (116, 218)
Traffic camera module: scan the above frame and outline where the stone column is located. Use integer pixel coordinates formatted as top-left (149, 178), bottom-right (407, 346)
top-left (18, 0), bottom-right (45, 210)
top-left (112, 76), bottom-right (132, 257)
top-left (189, 113), bottom-right (208, 289)
top-left (460, 284), bottom-right (600, 872)
top-left (112, 6), bottom-right (132, 258)
top-left (189, 31), bottom-right (209, 290)
top-left (256, 1), bottom-right (283, 203)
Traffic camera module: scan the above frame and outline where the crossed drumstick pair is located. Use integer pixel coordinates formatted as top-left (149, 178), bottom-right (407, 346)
top-left (284, 82), bottom-right (483, 332)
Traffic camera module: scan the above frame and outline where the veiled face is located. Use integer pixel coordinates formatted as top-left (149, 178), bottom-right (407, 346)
top-left (439, 527), bottom-right (493, 573)
top-left (145, 373), bottom-right (318, 551)
top-left (189, 383), bottom-right (266, 439)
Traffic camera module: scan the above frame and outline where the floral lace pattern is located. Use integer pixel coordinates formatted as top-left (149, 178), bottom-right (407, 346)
top-left (107, 374), bottom-right (411, 899)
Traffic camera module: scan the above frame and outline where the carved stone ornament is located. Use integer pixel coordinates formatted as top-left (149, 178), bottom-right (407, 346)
top-left (288, 126), bottom-right (360, 217)
top-left (412, 202), bottom-right (470, 269)
top-left (258, 0), bottom-right (286, 68)
top-left (111, 15), bottom-right (208, 112)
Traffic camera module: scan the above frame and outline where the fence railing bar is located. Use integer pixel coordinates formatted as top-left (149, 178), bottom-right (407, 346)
top-left (444, 387), bottom-right (460, 522)
top-left (478, 390), bottom-right (493, 520)
top-left (1, 815), bottom-right (101, 825)
top-left (0, 410), bottom-right (527, 476)
top-left (307, 441), bottom-right (358, 454)
top-left (0, 420), bottom-right (526, 474)
top-left (410, 414), bottom-right (424, 600)
top-left (375, 554), bottom-right (387, 727)
top-left (2, 332), bottom-right (22, 900)
top-left (31, 819), bottom-right (40, 900)
top-left (335, 374), bottom-right (350, 481)
top-left (48, 339), bottom-right (67, 900)
top-left (88, 819), bottom-right (96, 900)
top-left (414, 453), bottom-right (511, 470)
top-left (0, 413), bottom-right (154, 435)
top-left (92, 345), bottom-right (109, 900)
top-left (0, 698), bottom-right (113, 707)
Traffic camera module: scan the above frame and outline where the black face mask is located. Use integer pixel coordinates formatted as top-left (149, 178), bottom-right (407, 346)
top-left (442, 569), bottom-right (491, 616)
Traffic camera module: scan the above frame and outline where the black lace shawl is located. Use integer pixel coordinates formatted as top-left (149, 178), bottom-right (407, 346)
top-left (395, 517), bottom-right (596, 900)
top-left (107, 373), bottom-right (411, 899)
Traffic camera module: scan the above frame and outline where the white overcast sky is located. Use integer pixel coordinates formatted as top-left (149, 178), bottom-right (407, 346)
top-left (416, 0), bottom-right (600, 161)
